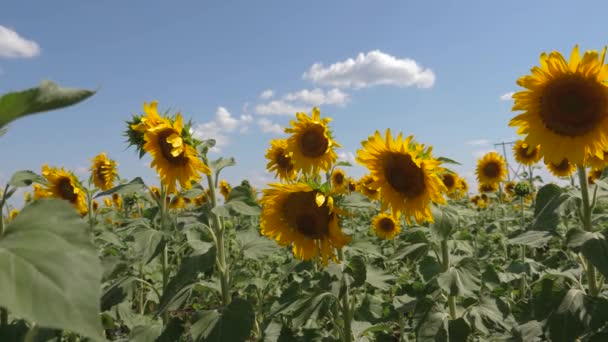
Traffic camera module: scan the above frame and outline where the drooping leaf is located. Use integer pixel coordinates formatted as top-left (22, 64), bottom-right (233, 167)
top-left (131, 227), bottom-right (164, 264)
top-left (7, 170), bottom-right (46, 187)
top-left (437, 258), bottom-right (481, 298)
top-left (193, 298), bottom-right (255, 342)
top-left (95, 177), bottom-right (145, 198)
top-left (531, 184), bottom-right (569, 231)
top-left (365, 267), bottom-right (395, 291)
top-left (0, 199), bottom-right (104, 340)
top-left (129, 324), bottom-right (163, 342)
top-left (466, 297), bottom-right (514, 335)
top-left (414, 299), bottom-right (449, 342)
top-left (236, 230), bottom-right (280, 259)
top-left (508, 230), bottom-right (553, 248)
top-left (209, 157), bottom-right (236, 175)
top-left (0, 80), bottom-right (95, 128)
top-left (430, 206), bottom-right (459, 241)
top-left (418, 255), bottom-right (443, 282)
top-left (547, 289), bottom-right (608, 342)
top-left (566, 229), bottom-right (608, 279)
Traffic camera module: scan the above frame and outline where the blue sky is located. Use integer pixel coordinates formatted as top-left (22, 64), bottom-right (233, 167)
top-left (1, 0), bottom-right (606, 205)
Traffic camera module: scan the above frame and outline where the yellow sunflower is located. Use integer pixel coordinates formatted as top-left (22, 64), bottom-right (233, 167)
top-left (478, 182), bottom-right (498, 193)
top-left (143, 114), bottom-right (211, 193)
top-left (24, 191), bottom-right (32, 204)
top-left (513, 140), bottom-right (541, 166)
top-left (33, 184), bottom-right (48, 200)
top-left (112, 193), bottom-right (122, 210)
top-left (265, 139), bottom-right (297, 181)
top-left (347, 177), bottom-right (357, 192)
top-left (149, 186), bottom-right (161, 200)
top-left (588, 168), bottom-right (604, 184)
top-left (131, 101), bottom-right (165, 132)
top-left (372, 212), bottom-right (401, 240)
top-left (260, 182), bottom-right (351, 265)
top-left (441, 173), bottom-right (458, 194)
top-left (510, 45), bottom-right (608, 166)
top-left (104, 197), bottom-right (112, 207)
top-left (476, 152), bottom-right (507, 185)
top-left (587, 150), bottom-right (608, 169)
top-left (219, 180), bottom-right (231, 201)
top-left (331, 169), bottom-right (348, 194)
top-left (169, 195), bottom-right (185, 209)
top-left (456, 177), bottom-right (469, 198)
top-left (41, 165), bottom-right (88, 216)
top-left (356, 129), bottom-right (446, 224)
top-left (470, 195), bottom-right (480, 205)
top-left (357, 175), bottom-right (380, 201)
top-left (8, 209), bottom-right (19, 221)
top-left (504, 181), bottom-right (516, 196)
top-left (546, 158), bottom-right (576, 177)
top-left (90, 152), bottom-right (118, 191)
top-left (92, 200), bottom-right (99, 213)
top-left (284, 107), bottom-right (340, 176)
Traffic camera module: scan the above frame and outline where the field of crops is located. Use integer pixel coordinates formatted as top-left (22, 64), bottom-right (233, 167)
top-left (3, 45), bottom-right (608, 342)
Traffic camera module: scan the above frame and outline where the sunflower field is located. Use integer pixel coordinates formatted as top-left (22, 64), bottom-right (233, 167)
top-left (3, 45), bottom-right (608, 342)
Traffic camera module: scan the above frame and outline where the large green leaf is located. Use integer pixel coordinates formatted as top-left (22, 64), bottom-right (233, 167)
top-left (192, 298), bottom-right (255, 342)
top-left (0, 199), bottom-right (103, 340)
top-left (365, 267), bottom-right (395, 291)
top-left (347, 255), bottom-right (366, 288)
top-left (531, 184), bottom-right (569, 231)
top-left (131, 227), bottom-right (164, 264)
top-left (94, 177), bottom-right (145, 198)
top-left (430, 206), bottom-right (459, 241)
top-left (508, 230), bottom-right (553, 248)
top-left (437, 258), bottom-right (480, 297)
top-left (547, 289), bottom-right (608, 342)
top-left (414, 299), bottom-right (449, 342)
top-left (0, 80), bottom-right (95, 128)
top-left (236, 230), bottom-right (279, 259)
top-left (566, 229), bottom-right (608, 279)
top-left (466, 297), bottom-right (514, 335)
top-left (7, 170), bottom-right (46, 187)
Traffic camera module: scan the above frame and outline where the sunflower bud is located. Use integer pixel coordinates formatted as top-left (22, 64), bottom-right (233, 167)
top-left (514, 182), bottom-right (533, 197)
top-left (124, 115), bottom-right (147, 158)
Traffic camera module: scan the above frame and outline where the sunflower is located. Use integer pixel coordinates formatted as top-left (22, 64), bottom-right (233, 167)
top-left (356, 129), bottom-right (446, 224)
top-left (478, 182), bottom-right (498, 193)
top-left (284, 107), bottom-right (340, 176)
top-left (546, 158), bottom-right (576, 177)
top-left (143, 114), bottom-right (211, 193)
top-left (149, 186), bottom-right (161, 200)
top-left (441, 173), bottom-right (458, 194)
top-left (33, 184), bottom-right (48, 200)
top-left (104, 198), bottom-right (112, 207)
top-left (265, 139), bottom-right (297, 181)
top-left (331, 169), bottom-right (347, 194)
top-left (470, 195), bottom-right (480, 205)
top-left (24, 191), bottom-right (32, 204)
top-left (456, 178), bottom-right (469, 198)
top-left (347, 178), bottom-right (357, 192)
top-left (357, 175), bottom-right (380, 201)
top-left (588, 168), bottom-right (604, 184)
top-left (510, 45), bottom-right (608, 166)
top-left (194, 193), bottom-right (208, 206)
top-left (587, 150), bottom-right (608, 169)
top-left (8, 209), bottom-right (19, 221)
top-left (130, 101), bottom-right (165, 132)
top-left (90, 152), bottom-right (118, 191)
top-left (112, 193), bottom-right (122, 210)
top-left (476, 152), bottom-right (507, 185)
top-left (41, 165), bottom-right (87, 216)
top-left (260, 182), bottom-right (351, 265)
top-left (513, 140), bottom-right (541, 166)
top-left (92, 200), bottom-right (99, 212)
top-left (219, 180), bottom-right (231, 201)
top-left (169, 195), bottom-right (185, 209)
top-left (504, 181), bottom-right (516, 196)
top-left (372, 212), bottom-right (401, 240)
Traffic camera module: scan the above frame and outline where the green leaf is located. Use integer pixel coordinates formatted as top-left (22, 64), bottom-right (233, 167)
top-left (449, 318), bottom-right (471, 341)
top-left (227, 200), bottom-right (261, 216)
top-left (430, 206), bottom-right (458, 241)
top-left (437, 258), bottom-right (480, 297)
top-left (508, 230), bottom-right (553, 248)
top-left (466, 297), bottom-right (514, 335)
top-left (566, 229), bottom-right (608, 279)
top-left (95, 177), bottom-right (145, 198)
top-left (193, 298), bottom-right (255, 342)
top-left (389, 242), bottom-right (428, 261)
top-left (101, 276), bottom-right (134, 311)
top-left (209, 157), bottom-right (236, 174)
top-left (365, 267), bottom-right (395, 291)
top-left (157, 247), bottom-right (217, 315)
top-left (236, 230), bottom-right (279, 259)
top-left (131, 227), bottom-right (164, 264)
top-left (7, 170), bottom-right (46, 187)
top-left (547, 289), bottom-right (608, 342)
top-left (347, 255), bottom-right (366, 288)
top-left (156, 317), bottom-right (185, 342)
top-left (531, 184), bottom-right (569, 231)
top-left (418, 255), bottom-right (443, 282)
top-left (129, 324), bottom-right (162, 342)
top-left (415, 300), bottom-right (449, 342)
top-left (226, 181), bottom-right (257, 206)
top-left (340, 192), bottom-right (375, 210)
top-left (508, 320), bottom-right (544, 342)
top-left (0, 199), bottom-right (104, 340)
top-left (437, 156), bottom-right (461, 165)
top-left (179, 184), bottom-right (205, 199)
top-left (0, 80), bottom-right (95, 128)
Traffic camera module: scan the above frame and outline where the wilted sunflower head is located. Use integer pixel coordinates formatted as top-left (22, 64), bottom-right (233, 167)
top-left (90, 152), bottom-right (119, 191)
top-left (284, 107), bottom-right (340, 176)
top-left (331, 168), bottom-right (347, 193)
top-left (510, 45), bottom-right (608, 166)
top-left (265, 139), bottom-right (297, 181)
top-left (219, 180), bottom-right (231, 201)
top-left (372, 212), bottom-right (401, 240)
top-left (356, 129), bottom-right (446, 224)
top-left (456, 177), bottom-right (469, 198)
top-left (143, 113), bottom-right (211, 193)
top-left (513, 140), bottom-right (541, 166)
top-left (546, 158), bottom-right (576, 177)
top-left (260, 182), bottom-right (351, 265)
top-left (92, 200), bottom-right (99, 212)
top-left (357, 175), bottom-right (380, 201)
top-left (41, 165), bottom-right (88, 216)
top-left (476, 152), bottom-right (507, 185)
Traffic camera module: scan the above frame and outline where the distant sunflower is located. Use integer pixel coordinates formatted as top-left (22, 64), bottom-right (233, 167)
top-left (372, 212), bottom-right (401, 240)
top-left (284, 107), bottom-right (340, 176)
top-left (588, 168), bottom-right (604, 184)
top-left (546, 158), bottom-right (576, 177)
top-left (470, 195), bottom-right (480, 205)
top-left (356, 129), bottom-right (446, 224)
top-left (104, 197), bottom-right (112, 207)
top-left (347, 177), bottom-right (357, 192)
top-left (476, 152), bottom-right (507, 185)
top-left (112, 193), bottom-right (122, 210)
top-left (33, 184), bottom-right (48, 200)
top-left (265, 139), bottom-right (297, 181)
top-left (357, 175), bottom-right (380, 201)
top-left (8, 209), bottom-right (19, 221)
top-left (149, 186), bottom-right (161, 200)
top-left (510, 45), bottom-right (608, 165)
top-left (504, 181), bottom-right (516, 196)
top-left (219, 180), bottom-right (231, 201)
top-left (92, 200), bottom-right (99, 212)
top-left (441, 173), bottom-right (458, 194)
top-left (169, 196), bottom-right (185, 209)
top-left (457, 178), bottom-right (469, 198)
top-left (24, 191), bottom-right (32, 204)
top-left (41, 165), bottom-right (88, 216)
top-left (90, 152), bottom-right (119, 191)
top-left (478, 182), bottom-right (498, 193)
top-left (143, 114), bottom-right (211, 193)
top-left (331, 169), bottom-right (347, 194)
top-left (260, 182), bottom-right (351, 265)
top-left (194, 193), bottom-right (208, 206)
top-left (513, 140), bottom-right (541, 166)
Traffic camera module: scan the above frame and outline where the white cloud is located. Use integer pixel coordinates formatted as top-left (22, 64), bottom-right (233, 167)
top-left (302, 50), bottom-right (435, 89)
top-left (258, 118), bottom-right (283, 135)
top-left (192, 107), bottom-right (252, 152)
top-left (0, 26), bottom-right (40, 58)
top-left (255, 100), bottom-right (309, 116)
top-left (500, 92), bottom-right (515, 101)
top-left (260, 89), bottom-right (274, 99)
top-left (338, 151), bottom-right (356, 164)
top-left (466, 139), bottom-right (490, 146)
top-left (283, 88), bottom-right (349, 106)
top-left (472, 149), bottom-right (499, 159)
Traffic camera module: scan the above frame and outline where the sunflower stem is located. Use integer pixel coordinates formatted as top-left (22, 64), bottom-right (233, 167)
top-left (577, 165), bottom-right (600, 296)
top-left (0, 184), bottom-right (9, 238)
top-left (519, 196), bottom-right (527, 299)
top-left (337, 249), bottom-right (352, 342)
top-left (158, 184), bottom-right (170, 324)
top-left (441, 240), bottom-right (457, 319)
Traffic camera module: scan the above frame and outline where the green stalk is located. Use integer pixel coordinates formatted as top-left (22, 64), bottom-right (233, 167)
top-left (577, 165), bottom-right (600, 296)
top-left (139, 262), bottom-right (145, 314)
top-left (337, 249), bottom-right (352, 342)
top-left (0, 185), bottom-right (9, 327)
top-left (441, 240), bottom-right (457, 319)
top-left (519, 196), bottom-right (527, 298)
top-left (158, 184), bottom-right (170, 323)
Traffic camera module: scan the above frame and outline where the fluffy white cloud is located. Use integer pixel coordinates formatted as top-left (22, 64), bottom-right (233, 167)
top-left (260, 89), bottom-right (274, 99)
top-left (337, 151), bottom-right (356, 164)
top-left (302, 50), bottom-right (435, 89)
top-left (283, 88), bottom-right (349, 106)
top-left (466, 139), bottom-right (490, 146)
top-left (500, 92), bottom-right (515, 101)
top-left (192, 107), bottom-right (252, 152)
top-left (258, 118), bottom-right (283, 135)
top-left (255, 100), bottom-right (309, 116)
top-left (0, 26), bottom-right (40, 58)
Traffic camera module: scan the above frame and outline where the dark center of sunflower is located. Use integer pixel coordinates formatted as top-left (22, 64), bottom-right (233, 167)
top-left (57, 177), bottom-right (77, 202)
top-left (483, 162), bottom-right (501, 179)
top-left (540, 75), bottom-right (608, 137)
top-left (554, 159), bottom-right (570, 171)
top-left (442, 174), bottom-right (455, 188)
top-left (276, 151), bottom-right (294, 171)
top-left (379, 218), bottom-right (395, 232)
top-left (158, 130), bottom-right (188, 165)
top-left (333, 172), bottom-right (345, 185)
top-left (283, 192), bottom-right (330, 239)
top-left (299, 126), bottom-right (329, 158)
top-left (518, 145), bottom-right (536, 158)
top-left (383, 153), bottom-right (425, 197)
